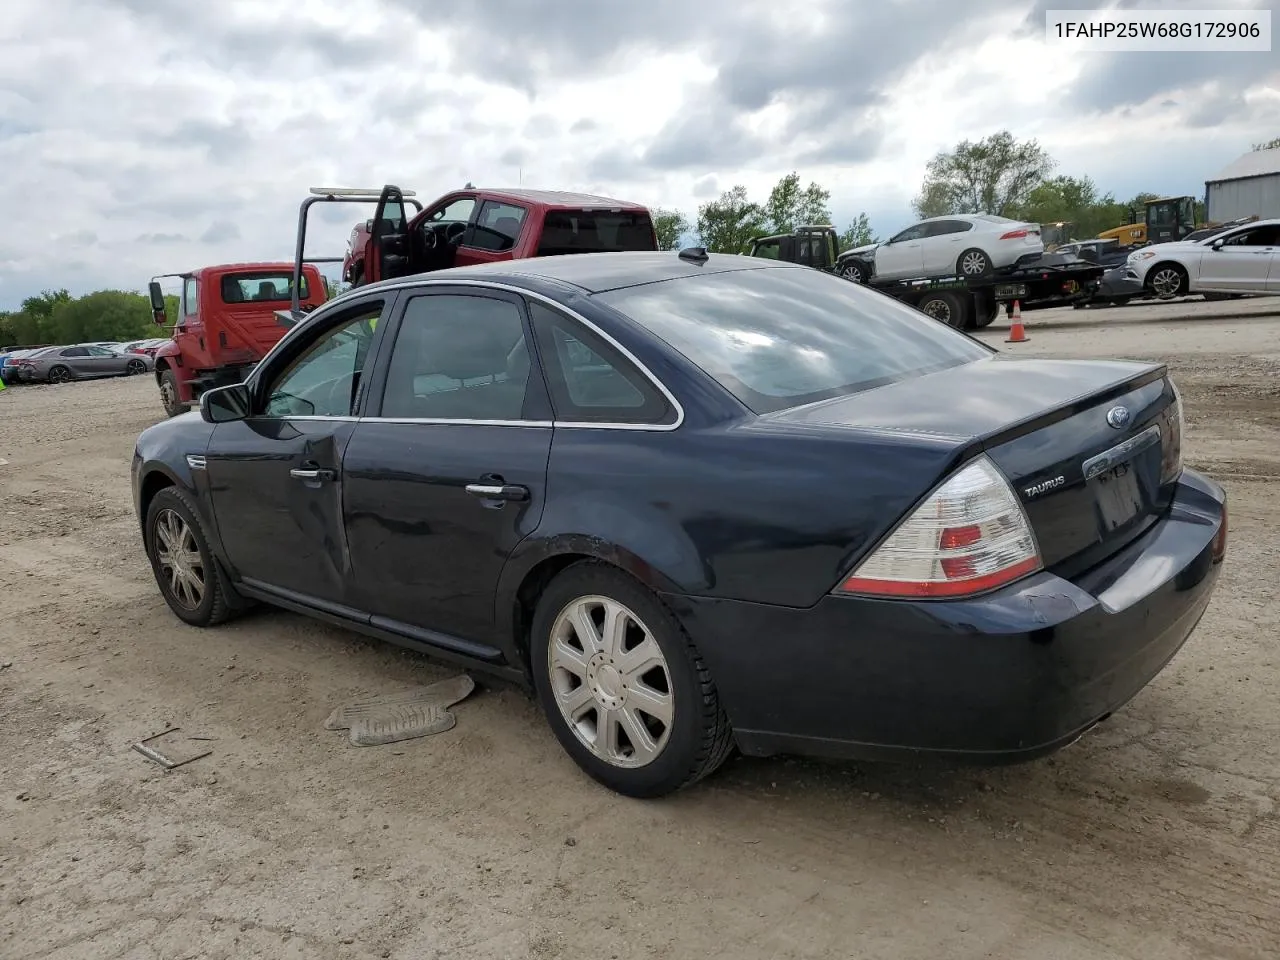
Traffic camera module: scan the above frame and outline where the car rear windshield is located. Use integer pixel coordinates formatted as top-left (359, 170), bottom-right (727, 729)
top-left (596, 266), bottom-right (993, 415)
top-left (220, 273), bottom-right (310, 304)
top-left (536, 211), bottom-right (656, 256)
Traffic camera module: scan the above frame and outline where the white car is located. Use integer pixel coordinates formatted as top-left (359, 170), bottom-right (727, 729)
top-left (840, 214), bottom-right (1044, 283)
top-left (1124, 218), bottom-right (1280, 298)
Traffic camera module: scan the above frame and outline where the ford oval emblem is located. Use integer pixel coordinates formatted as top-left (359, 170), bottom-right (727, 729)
top-left (1106, 405), bottom-right (1131, 429)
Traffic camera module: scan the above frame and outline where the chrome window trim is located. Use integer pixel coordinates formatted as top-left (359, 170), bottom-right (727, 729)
top-left (254, 276), bottom-right (685, 432)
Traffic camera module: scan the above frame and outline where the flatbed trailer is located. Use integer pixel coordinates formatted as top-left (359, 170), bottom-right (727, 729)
top-left (865, 255), bottom-right (1108, 330)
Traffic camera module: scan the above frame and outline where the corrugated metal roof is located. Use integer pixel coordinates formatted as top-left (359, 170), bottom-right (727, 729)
top-left (1206, 147), bottom-right (1280, 184)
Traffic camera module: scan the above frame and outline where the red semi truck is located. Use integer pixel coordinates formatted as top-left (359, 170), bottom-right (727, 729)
top-left (147, 262), bottom-right (327, 417)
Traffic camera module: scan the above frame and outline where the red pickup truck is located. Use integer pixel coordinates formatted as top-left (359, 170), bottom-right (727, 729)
top-left (341, 185), bottom-right (658, 288)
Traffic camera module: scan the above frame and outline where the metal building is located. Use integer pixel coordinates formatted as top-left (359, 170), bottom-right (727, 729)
top-left (1204, 147), bottom-right (1280, 222)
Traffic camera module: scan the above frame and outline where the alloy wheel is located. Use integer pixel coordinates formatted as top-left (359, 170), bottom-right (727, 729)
top-left (154, 508), bottom-right (206, 610)
top-left (961, 251), bottom-right (989, 275)
top-left (127, 359), bottom-right (145, 375)
top-left (1151, 268), bottom-right (1183, 299)
top-left (546, 595), bottom-right (674, 769)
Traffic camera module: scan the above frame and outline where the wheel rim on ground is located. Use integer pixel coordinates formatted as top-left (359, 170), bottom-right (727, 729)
top-left (547, 595), bottom-right (674, 769)
top-left (921, 299), bottom-right (952, 324)
top-left (1151, 268), bottom-right (1182, 299)
top-left (961, 251), bottom-right (988, 275)
top-left (154, 508), bottom-right (205, 610)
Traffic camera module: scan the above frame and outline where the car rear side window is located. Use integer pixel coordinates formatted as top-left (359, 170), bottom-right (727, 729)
top-left (463, 201), bottom-right (528, 252)
top-left (536, 211), bottom-right (656, 256)
top-left (380, 294), bottom-right (533, 422)
top-left (596, 266), bottom-right (992, 415)
top-left (527, 301), bottom-right (674, 425)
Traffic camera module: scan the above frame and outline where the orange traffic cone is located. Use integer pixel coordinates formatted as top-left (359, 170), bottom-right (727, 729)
top-left (1005, 300), bottom-right (1027, 343)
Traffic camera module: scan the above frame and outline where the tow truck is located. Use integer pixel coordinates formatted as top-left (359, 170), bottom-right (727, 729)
top-left (147, 262), bottom-right (327, 417)
top-left (745, 224), bottom-right (1106, 330)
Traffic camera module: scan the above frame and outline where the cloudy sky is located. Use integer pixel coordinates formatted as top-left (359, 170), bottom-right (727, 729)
top-left (1, 0), bottom-right (1277, 308)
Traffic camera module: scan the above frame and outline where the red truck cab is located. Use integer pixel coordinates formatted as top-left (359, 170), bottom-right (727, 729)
top-left (342, 186), bottom-right (657, 287)
top-left (149, 262), bottom-right (327, 417)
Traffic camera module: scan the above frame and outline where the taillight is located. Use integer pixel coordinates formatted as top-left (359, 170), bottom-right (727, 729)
top-left (835, 456), bottom-right (1041, 599)
top-left (1000, 229), bottom-right (1029, 240)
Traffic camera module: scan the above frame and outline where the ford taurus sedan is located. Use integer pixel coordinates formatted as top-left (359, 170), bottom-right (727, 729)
top-left (130, 250), bottom-right (1227, 798)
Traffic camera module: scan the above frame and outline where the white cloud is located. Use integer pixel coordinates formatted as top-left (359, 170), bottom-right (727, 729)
top-left (0, 0), bottom-right (1277, 306)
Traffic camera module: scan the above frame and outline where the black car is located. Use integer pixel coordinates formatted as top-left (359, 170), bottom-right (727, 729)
top-left (131, 251), bottom-right (1227, 798)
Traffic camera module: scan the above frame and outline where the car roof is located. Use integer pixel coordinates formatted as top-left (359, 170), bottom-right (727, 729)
top-left (351, 251), bottom-right (797, 297)
top-left (466, 188), bottom-right (648, 210)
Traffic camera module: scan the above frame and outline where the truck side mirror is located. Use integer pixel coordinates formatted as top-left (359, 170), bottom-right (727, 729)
top-left (148, 282), bottom-right (168, 325)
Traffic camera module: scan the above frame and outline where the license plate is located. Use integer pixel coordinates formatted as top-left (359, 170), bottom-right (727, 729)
top-left (994, 283), bottom-right (1027, 300)
top-left (1093, 461), bottom-right (1144, 531)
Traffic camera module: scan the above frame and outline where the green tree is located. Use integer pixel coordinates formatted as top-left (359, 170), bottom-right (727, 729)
top-left (0, 312), bottom-right (17, 347)
top-left (838, 213), bottom-right (877, 250)
top-left (913, 131), bottom-right (1055, 218)
top-left (696, 185), bottom-right (768, 254)
top-left (652, 207), bottom-right (692, 250)
top-left (48, 291), bottom-right (156, 344)
top-left (1252, 135), bottom-right (1280, 151)
top-left (764, 172), bottom-right (833, 233)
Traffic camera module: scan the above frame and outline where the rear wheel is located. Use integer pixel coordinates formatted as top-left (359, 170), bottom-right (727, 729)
top-left (126, 358), bottom-right (146, 376)
top-left (918, 291), bottom-right (970, 329)
top-left (47, 365), bottom-right (71, 384)
top-left (530, 562), bottom-right (734, 798)
top-left (1147, 264), bottom-right (1187, 299)
top-left (158, 368), bottom-right (189, 417)
top-left (957, 248), bottom-right (993, 278)
top-left (974, 296), bottom-right (1000, 328)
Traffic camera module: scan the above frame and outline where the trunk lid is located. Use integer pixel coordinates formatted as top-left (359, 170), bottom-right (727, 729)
top-left (766, 356), bottom-right (1181, 576)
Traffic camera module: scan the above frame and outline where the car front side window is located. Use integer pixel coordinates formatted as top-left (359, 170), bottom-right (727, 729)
top-left (261, 303), bottom-right (385, 418)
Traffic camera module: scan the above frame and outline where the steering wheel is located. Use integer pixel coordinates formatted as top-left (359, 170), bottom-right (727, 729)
top-left (444, 221), bottom-right (467, 244)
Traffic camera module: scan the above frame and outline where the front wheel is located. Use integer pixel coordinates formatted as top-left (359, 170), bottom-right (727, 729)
top-left (144, 486), bottom-right (232, 627)
top-left (531, 562), bottom-right (734, 798)
top-left (126, 358), bottom-right (146, 376)
top-left (1148, 264), bottom-right (1186, 299)
top-left (839, 260), bottom-right (867, 283)
top-left (158, 368), bottom-right (190, 417)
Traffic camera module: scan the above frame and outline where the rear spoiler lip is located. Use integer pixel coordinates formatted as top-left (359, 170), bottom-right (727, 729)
top-left (964, 362), bottom-right (1169, 460)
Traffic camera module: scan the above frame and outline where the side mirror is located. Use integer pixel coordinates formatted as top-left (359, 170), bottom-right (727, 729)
top-left (200, 383), bottom-right (252, 424)
top-left (148, 281), bottom-right (168, 325)
top-left (1210, 238), bottom-right (1224, 250)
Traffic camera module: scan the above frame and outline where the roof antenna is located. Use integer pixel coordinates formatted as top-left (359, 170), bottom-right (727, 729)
top-left (678, 246), bottom-right (709, 264)
top-left (464, 181), bottom-right (474, 189)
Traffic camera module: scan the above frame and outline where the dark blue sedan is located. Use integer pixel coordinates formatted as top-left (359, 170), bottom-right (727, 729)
top-left (130, 250), bottom-right (1227, 798)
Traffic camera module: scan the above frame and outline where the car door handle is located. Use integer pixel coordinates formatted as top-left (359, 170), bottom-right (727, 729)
top-left (465, 483), bottom-right (529, 502)
top-left (290, 468), bottom-right (336, 482)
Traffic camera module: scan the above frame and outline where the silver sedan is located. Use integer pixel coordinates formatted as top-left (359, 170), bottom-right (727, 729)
top-left (16, 344), bottom-right (154, 384)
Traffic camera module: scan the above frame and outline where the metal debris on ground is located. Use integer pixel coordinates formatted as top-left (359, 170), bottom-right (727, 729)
top-left (131, 728), bottom-right (214, 770)
top-left (324, 674), bottom-right (476, 747)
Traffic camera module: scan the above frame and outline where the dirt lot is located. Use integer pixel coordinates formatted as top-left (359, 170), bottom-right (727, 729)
top-left (3, 295), bottom-right (1280, 960)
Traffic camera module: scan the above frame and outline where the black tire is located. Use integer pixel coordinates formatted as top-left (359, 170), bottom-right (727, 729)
top-left (530, 561), bottom-right (735, 798)
top-left (957, 247), bottom-right (993, 278)
top-left (838, 260), bottom-right (867, 283)
top-left (974, 297), bottom-right (1001, 328)
top-left (144, 486), bottom-right (231, 628)
top-left (918, 291), bottom-right (969, 329)
top-left (125, 358), bottom-right (146, 376)
top-left (1146, 263), bottom-right (1187, 300)
top-left (158, 368), bottom-right (190, 417)
top-left (47, 365), bottom-right (71, 384)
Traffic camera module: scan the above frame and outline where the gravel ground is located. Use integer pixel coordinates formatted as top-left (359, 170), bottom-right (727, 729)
top-left (2, 294), bottom-right (1279, 960)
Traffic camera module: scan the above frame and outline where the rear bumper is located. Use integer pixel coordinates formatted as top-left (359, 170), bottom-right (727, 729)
top-left (666, 468), bottom-right (1226, 763)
